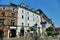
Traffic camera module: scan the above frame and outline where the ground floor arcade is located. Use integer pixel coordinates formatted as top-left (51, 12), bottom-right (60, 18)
top-left (0, 26), bottom-right (42, 38)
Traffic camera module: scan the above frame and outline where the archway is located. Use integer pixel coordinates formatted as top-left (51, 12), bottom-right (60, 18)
top-left (9, 29), bottom-right (16, 38)
top-left (20, 27), bottom-right (24, 36)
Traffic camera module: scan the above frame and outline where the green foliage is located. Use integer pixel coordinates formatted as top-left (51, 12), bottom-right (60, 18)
top-left (30, 27), bottom-right (36, 31)
top-left (46, 27), bottom-right (54, 36)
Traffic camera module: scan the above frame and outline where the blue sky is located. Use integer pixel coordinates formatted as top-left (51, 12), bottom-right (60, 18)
top-left (0, 0), bottom-right (60, 27)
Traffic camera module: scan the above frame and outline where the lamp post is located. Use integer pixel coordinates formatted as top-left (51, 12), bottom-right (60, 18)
top-left (40, 22), bottom-right (47, 37)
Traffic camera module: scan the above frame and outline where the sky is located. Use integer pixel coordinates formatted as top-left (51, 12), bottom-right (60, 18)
top-left (0, 0), bottom-right (60, 28)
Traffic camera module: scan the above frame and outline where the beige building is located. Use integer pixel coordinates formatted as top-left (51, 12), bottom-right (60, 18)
top-left (0, 6), bottom-right (18, 38)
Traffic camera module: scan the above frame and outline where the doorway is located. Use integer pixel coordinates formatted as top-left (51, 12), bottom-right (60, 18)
top-left (9, 29), bottom-right (16, 38)
top-left (20, 27), bottom-right (24, 36)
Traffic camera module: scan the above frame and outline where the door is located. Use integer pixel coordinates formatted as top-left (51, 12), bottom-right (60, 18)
top-left (20, 27), bottom-right (24, 36)
top-left (9, 29), bottom-right (16, 38)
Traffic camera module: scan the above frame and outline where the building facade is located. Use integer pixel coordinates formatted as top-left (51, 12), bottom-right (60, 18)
top-left (37, 9), bottom-right (55, 32)
top-left (0, 5), bottom-right (18, 38)
top-left (0, 3), bottom-right (55, 38)
top-left (17, 3), bottom-right (42, 37)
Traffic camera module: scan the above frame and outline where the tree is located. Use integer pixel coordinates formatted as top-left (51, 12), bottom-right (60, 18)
top-left (30, 23), bottom-right (37, 31)
top-left (30, 27), bottom-right (36, 31)
top-left (46, 27), bottom-right (54, 36)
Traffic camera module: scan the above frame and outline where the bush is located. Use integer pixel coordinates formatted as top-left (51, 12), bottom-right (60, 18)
top-left (30, 27), bottom-right (36, 31)
top-left (46, 27), bottom-right (54, 36)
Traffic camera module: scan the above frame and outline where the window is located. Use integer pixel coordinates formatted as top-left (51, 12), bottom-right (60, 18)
top-left (27, 12), bottom-right (29, 15)
top-left (22, 10), bottom-right (24, 13)
top-left (33, 14), bottom-right (34, 16)
top-left (0, 19), bottom-right (4, 22)
top-left (28, 23), bottom-right (29, 26)
top-left (22, 15), bottom-right (24, 19)
top-left (3, 7), bottom-right (5, 9)
top-left (37, 16), bottom-right (38, 18)
top-left (22, 23), bottom-right (24, 26)
top-left (33, 18), bottom-right (34, 21)
top-left (11, 20), bottom-right (14, 21)
top-left (12, 13), bottom-right (15, 16)
top-left (2, 12), bottom-right (5, 16)
top-left (10, 20), bottom-right (15, 26)
top-left (27, 17), bottom-right (29, 20)
top-left (10, 22), bottom-right (14, 26)
top-left (0, 19), bottom-right (4, 25)
top-left (13, 8), bottom-right (15, 10)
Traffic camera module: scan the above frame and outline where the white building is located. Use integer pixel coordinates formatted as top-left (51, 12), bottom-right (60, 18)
top-left (17, 3), bottom-right (42, 37)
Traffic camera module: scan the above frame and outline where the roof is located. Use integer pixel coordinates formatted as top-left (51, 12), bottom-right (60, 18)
top-left (37, 9), bottom-right (52, 24)
top-left (0, 3), bottom-right (54, 26)
top-left (55, 28), bottom-right (60, 31)
top-left (0, 3), bottom-right (40, 15)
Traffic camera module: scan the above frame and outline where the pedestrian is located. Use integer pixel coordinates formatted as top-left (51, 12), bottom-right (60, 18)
top-left (0, 30), bottom-right (4, 40)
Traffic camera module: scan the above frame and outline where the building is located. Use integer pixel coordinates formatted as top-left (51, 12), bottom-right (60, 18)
top-left (17, 3), bottom-right (42, 37)
top-left (0, 5), bottom-right (18, 38)
top-left (37, 9), bottom-right (55, 32)
top-left (0, 3), bottom-right (55, 38)
top-left (55, 28), bottom-right (60, 32)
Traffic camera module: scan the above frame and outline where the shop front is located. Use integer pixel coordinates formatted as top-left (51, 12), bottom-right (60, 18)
top-left (9, 26), bottom-right (17, 38)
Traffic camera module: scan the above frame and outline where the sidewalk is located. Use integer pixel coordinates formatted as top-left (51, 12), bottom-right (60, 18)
top-left (3, 35), bottom-right (60, 40)
top-left (3, 36), bottom-right (33, 40)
